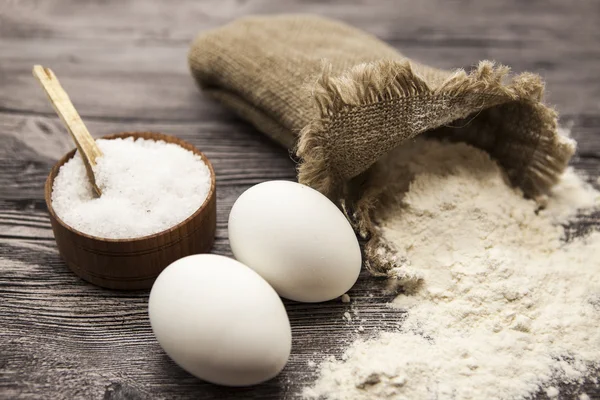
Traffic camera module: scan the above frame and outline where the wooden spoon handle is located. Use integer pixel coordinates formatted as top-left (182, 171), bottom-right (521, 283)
top-left (33, 65), bottom-right (103, 196)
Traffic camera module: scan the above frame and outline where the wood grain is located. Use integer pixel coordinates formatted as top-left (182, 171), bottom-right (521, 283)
top-left (0, 0), bottom-right (599, 399)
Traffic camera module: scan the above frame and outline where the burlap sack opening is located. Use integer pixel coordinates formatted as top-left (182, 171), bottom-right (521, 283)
top-left (189, 15), bottom-right (575, 279)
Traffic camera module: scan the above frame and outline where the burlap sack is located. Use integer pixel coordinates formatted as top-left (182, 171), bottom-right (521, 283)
top-left (189, 14), bottom-right (575, 279)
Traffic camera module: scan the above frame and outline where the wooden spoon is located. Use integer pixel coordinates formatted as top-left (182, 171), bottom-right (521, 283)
top-left (33, 65), bottom-right (103, 197)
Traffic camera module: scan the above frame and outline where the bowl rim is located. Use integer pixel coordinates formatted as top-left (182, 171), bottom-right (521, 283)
top-left (44, 131), bottom-right (217, 244)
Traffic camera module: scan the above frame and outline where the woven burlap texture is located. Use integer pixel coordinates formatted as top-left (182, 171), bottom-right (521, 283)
top-left (189, 14), bottom-right (575, 279)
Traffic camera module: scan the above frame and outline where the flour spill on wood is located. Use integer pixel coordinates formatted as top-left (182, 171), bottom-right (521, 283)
top-left (51, 137), bottom-right (211, 239)
top-left (304, 139), bottom-right (600, 400)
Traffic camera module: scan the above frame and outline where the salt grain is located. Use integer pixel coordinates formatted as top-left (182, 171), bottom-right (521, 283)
top-left (52, 137), bottom-right (211, 239)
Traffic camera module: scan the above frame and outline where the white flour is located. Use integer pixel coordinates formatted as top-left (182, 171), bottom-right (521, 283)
top-left (304, 139), bottom-right (600, 399)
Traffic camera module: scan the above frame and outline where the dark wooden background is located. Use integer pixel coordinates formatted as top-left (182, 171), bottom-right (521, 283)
top-left (1, 1), bottom-right (599, 399)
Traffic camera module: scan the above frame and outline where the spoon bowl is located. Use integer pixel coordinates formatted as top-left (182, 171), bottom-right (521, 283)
top-left (44, 131), bottom-right (217, 290)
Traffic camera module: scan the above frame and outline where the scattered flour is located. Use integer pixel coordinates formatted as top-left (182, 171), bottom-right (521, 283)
top-left (52, 137), bottom-right (211, 239)
top-left (545, 387), bottom-right (559, 398)
top-left (304, 139), bottom-right (600, 400)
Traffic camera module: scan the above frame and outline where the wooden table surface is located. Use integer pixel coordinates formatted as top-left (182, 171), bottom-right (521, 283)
top-left (1, 1), bottom-right (599, 399)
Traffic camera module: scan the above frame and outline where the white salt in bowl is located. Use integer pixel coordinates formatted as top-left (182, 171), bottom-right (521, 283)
top-left (44, 132), bottom-right (217, 290)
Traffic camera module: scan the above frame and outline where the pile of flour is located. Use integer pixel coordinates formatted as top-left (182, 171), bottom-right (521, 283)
top-left (304, 139), bottom-right (600, 399)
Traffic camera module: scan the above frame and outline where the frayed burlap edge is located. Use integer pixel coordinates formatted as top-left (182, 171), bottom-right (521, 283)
top-left (296, 59), bottom-right (576, 279)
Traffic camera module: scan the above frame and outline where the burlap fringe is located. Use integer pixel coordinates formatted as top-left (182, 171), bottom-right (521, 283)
top-left (296, 59), bottom-right (576, 280)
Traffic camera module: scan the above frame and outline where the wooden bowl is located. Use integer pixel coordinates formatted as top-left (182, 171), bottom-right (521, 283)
top-left (44, 132), bottom-right (217, 290)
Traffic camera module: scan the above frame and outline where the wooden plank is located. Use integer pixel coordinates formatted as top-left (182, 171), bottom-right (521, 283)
top-left (0, 0), bottom-right (598, 119)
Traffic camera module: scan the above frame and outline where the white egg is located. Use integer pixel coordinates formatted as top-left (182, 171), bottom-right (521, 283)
top-left (148, 254), bottom-right (292, 386)
top-left (228, 180), bottom-right (361, 303)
